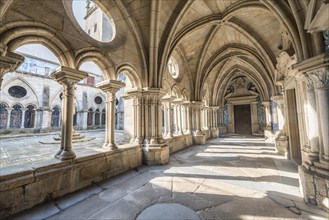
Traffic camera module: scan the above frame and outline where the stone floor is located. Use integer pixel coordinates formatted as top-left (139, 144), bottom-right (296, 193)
top-left (0, 129), bottom-right (130, 173)
top-left (6, 135), bottom-right (328, 220)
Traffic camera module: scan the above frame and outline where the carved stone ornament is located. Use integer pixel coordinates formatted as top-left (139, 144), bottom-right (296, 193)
top-left (275, 51), bottom-right (297, 84)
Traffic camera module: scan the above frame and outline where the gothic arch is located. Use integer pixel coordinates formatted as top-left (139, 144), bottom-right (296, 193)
top-left (0, 23), bottom-right (74, 67)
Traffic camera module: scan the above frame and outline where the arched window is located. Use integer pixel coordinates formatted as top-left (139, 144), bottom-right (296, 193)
top-left (79, 62), bottom-right (104, 86)
top-left (15, 44), bottom-right (60, 76)
top-left (24, 105), bottom-right (35, 128)
top-left (73, 107), bottom-right (78, 126)
top-left (95, 109), bottom-right (100, 125)
top-left (10, 105), bottom-right (22, 128)
top-left (101, 109), bottom-right (105, 125)
top-left (51, 106), bottom-right (60, 128)
top-left (0, 103), bottom-right (8, 129)
top-left (87, 108), bottom-right (94, 126)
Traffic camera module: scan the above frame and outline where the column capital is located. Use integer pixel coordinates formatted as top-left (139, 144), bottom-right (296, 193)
top-left (262, 101), bottom-right (271, 107)
top-left (142, 87), bottom-right (166, 98)
top-left (209, 106), bottom-right (219, 110)
top-left (307, 67), bottom-right (329, 89)
top-left (50, 66), bottom-right (88, 85)
top-left (0, 45), bottom-right (24, 85)
top-left (162, 94), bottom-right (175, 102)
top-left (172, 98), bottom-right (183, 104)
top-left (96, 79), bottom-right (125, 93)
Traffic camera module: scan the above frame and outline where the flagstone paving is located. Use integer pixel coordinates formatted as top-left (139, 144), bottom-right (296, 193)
top-left (5, 135), bottom-right (329, 220)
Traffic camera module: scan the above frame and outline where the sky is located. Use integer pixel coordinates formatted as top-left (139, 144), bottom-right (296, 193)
top-left (72, 0), bottom-right (87, 28)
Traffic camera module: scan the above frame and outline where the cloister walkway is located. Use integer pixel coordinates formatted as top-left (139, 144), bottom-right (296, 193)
top-left (5, 135), bottom-right (329, 220)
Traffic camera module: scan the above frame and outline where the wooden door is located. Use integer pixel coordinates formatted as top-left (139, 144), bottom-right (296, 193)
top-left (234, 105), bottom-right (252, 134)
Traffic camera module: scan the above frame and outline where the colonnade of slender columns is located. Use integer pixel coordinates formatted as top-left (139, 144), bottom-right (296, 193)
top-left (50, 66), bottom-right (88, 160)
top-left (96, 80), bottom-right (125, 150)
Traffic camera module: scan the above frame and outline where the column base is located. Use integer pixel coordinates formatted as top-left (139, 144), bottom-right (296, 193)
top-left (219, 125), bottom-right (227, 134)
top-left (299, 165), bottom-right (329, 211)
top-left (192, 133), bottom-right (206, 145)
top-left (211, 128), bottom-right (219, 138)
top-left (55, 149), bottom-right (76, 160)
top-left (142, 143), bottom-right (169, 165)
top-left (264, 128), bottom-right (275, 142)
top-left (275, 135), bottom-right (288, 155)
top-left (102, 142), bottom-right (118, 150)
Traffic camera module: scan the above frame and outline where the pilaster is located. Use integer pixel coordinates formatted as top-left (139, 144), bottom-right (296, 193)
top-left (140, 88), bottom-right (169, 165)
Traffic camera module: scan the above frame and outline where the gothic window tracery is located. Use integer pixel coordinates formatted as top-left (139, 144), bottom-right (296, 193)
top-left (51, 106), bottom-right (60, 128)
top-left (10, 105), bottom-right (22, 128)
top-left (24, 105), bottom-right (35, 128)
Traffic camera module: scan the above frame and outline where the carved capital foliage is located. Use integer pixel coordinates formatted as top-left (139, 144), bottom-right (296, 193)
top-left (308, 67), bottom-right (329, 89)
top-left (275, 51), bottom-right (297, 84)
top-left (302, 73), bottom-right (315, 91)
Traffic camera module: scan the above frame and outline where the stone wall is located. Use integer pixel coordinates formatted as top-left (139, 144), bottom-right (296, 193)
top-left (166, 134), bottom-right (193, 154)
top-left (0, 144), bottom-right (142, 218)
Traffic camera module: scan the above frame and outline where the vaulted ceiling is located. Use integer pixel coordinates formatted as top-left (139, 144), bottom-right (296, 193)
top-left (0, 0), bottom-right (322, 103)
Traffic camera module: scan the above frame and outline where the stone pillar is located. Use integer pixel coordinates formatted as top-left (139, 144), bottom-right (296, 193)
top-left (209, 106), bottom-right (219, 138)
top-left (309, 69), bottom-right (329, 162)
top-left (50, 67), bottom-right (88, 160)
top-left (183, 101), bottom-right (192, 134)
top-left (20, 108), bottom-right (27, 128)
top-left (162, 95), bottom-right (174, 137)
top-left (227, 103), bottom-right (234, 133)
top-left (97, 80), bottom-right (125, 150)
top-left (0, 44), bottom-right (24, 89)
top-left (126, 90), bottom-right (143, 144)
top-left (301, 74), bottom-right (320, 163)
top-left (173, 99), bottom-right (183, 135)
top-left (263, 101), bottom-right (274, 141)
top-left (250, 101), bottom-right (259, 134)
top-left (191, 101), bottom-right (206, 144)
top-left (141, 88), bottom-right (169, 165)
top-left (6, 108), bottom-right (12, 128)
top-left (271, 96), bottom-right (288, 155)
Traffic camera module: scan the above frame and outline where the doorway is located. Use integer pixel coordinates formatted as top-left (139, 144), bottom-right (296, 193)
top-left (234, 104), bottom-right (251, 134)
top-left (286, 89), bottom-right (302, 164)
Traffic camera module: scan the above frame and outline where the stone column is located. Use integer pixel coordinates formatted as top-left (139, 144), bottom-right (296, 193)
top-left (309, 69), bottom-right (329, 162)
top-left (250, 101), bottom-right (259, 134)
top-left (97, 80), bottom-right (125, 150)
top-left (173, 99), bottom-right (183, 135)
top-left (20, 108), bottom-right (27, 128)
top-left (0, 44), bottom-right (24, 89)
top-left (263, 101), bottom-right (274, 141)
top-left (302, 74), bottom-right (320, 162)
top-left (141, 88), bottom-right (168, 165)
top-left (162, 95), bottom-right (174, 137)
top-left (50, 67), bottom-right (88, 160)
top-left (6, 108), bottom-right (12, 128)
top-left (227, 103), bottom-right (234, 133)
top-left (183, 101), bottom-right (192, 134)
top-left (191, 101), bottom-right (205, 144)
top-left (271, 96), bottom-right (288, 155)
